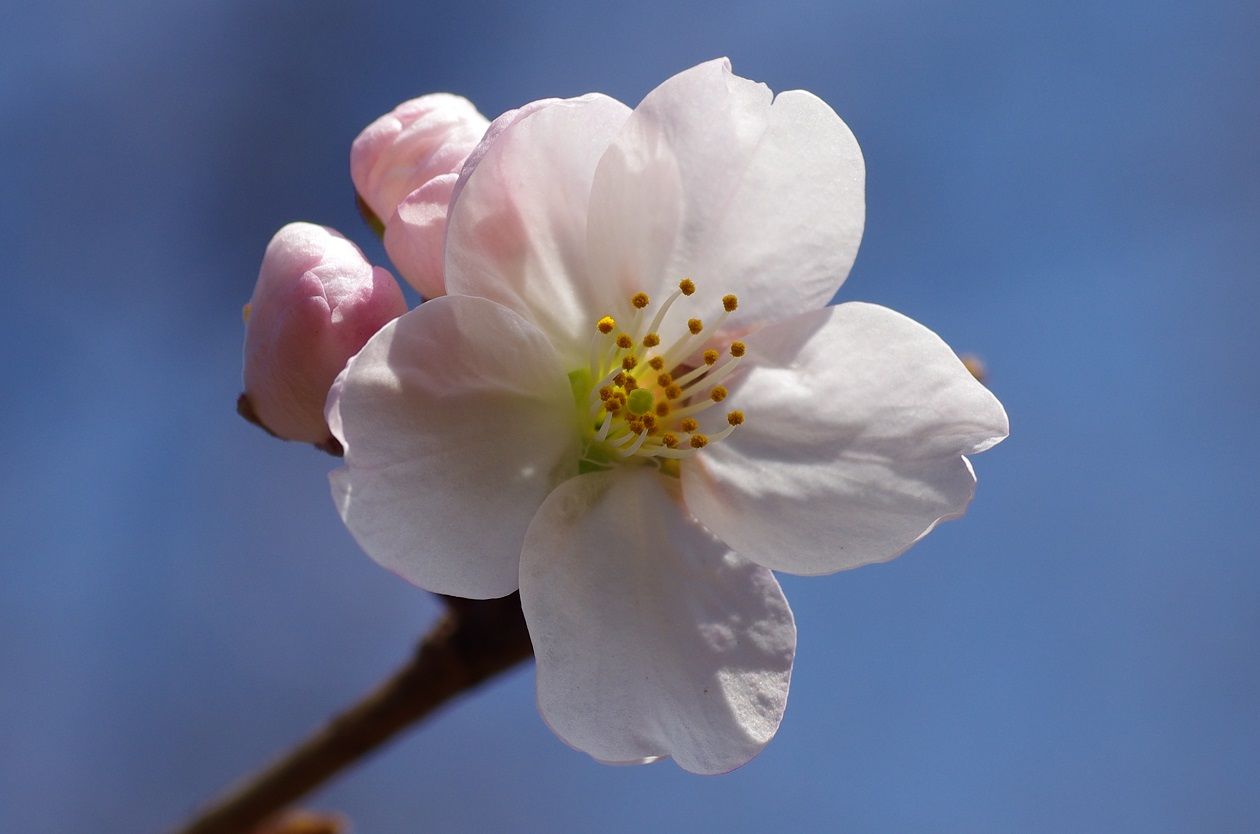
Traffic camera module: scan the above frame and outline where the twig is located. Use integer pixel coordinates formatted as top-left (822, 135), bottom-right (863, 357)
top-left (171, 594), bottom-right (533, 834)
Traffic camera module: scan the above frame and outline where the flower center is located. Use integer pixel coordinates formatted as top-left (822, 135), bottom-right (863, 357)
top-left (573, 279), bottom-right (745, 475)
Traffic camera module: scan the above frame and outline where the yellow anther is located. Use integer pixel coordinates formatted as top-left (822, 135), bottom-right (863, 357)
top-left (648, 356), bottom-right (665, 370)
top-left (599, 387), bottom-right (613, 401)
top-left (680, 417), bottom-right (699, 432)
top-left (643, 333), bottom-right (660, 348)
top-left (710, 386), bottom-right (728, 402)
top-left (657, 372), bottom-right (673, 387)
top-left (655, 402), bottom-right (671, 417)
top-left (727, 410), bottom-right (745, 426)
top-left (730, 341), bottom-right (746, 357)
top-left (622, 355), bottom-right (638, 370)
top-left (630, 422), bottom-right (645, 435)
top-left (624, 375), bottom-right (638, 390)
top-left (679, 278), bottom-right (696, 295)
top-left (616, 333), bottom-right (633, 349)
top-left (689, 434), bottom-right (709, 448)
top-left (665, 384), bottom-right (683, 400)
top-left (722, 294), bottom-right (739, 312)
top-left (631, 292), bottom-right (650, 309)
top-left (613, 372), bottom-right (627, 387)
top-left (642, 413), bottom-right (657, 429)
top-left (662, 433), bottom-right (680, 448)
top-left (703, 349), bottom-right (719, 365)
top-left (688, 318), bottom-right (704, 334)
top-left (597, 316), bottom-right (616, 334)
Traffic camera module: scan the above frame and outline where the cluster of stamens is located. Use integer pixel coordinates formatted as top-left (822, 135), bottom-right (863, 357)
top-left (578, 279), bottom-right (746, 472)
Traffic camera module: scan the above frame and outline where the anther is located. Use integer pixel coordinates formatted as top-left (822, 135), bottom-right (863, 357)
top-left (597, 316), bottom-right (616, 334)
top-left (703, 349), bottom-right (719, 366)
top-left (662, 433), bottom-right (680, 448)
top-left (641, 413), bottom-right (657, 429)
top-left (666, 384), bottom-right (683, 400)
top-left (599, 387), bottom-right (613, 401)
top-left (631, 292), bottom-right (650, 309)
top-left (613, 372), bottom-right (626, 387)
top-left (722, 294), bottom-right (739, 312)
top-left (622, 355), bottom-right (638, 370)
top-left (623, 375), bottom-right (638, 390)
top-left (657, 373), bottom-right (673, 387)
top-left (655, 402), bottom-right (671, 417)
top-left (688, 318), bottom-right (703, 334)
top-left (710, 386), bottom-right (728, 402)
top-left (648, 357), bottom-right (665, 370)
top-left (726, 410), bottom-right (744, 426)
top-left (680, 417), bottom-right (699, 432)
top-left (730, 341), bottom-right (746, 357)
top-left (643, 333), bottom-right (660, 348)
top-left (616, 334), bottom-right (633, 349)
top-left (689, 434), bottom-right (709, 448)
top-left (678, 278), bottom-right (696, 295)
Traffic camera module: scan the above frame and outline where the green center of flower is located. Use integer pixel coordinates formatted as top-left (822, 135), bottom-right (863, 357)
top-left (572, 279), bottom-right (746, 475)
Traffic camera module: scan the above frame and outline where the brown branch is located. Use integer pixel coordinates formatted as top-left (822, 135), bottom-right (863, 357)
top-left (171, 594), bottom-right (533, 834)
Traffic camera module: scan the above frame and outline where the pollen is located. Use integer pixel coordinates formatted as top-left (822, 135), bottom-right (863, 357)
top-left (578, 279), bottom-right (750, 469)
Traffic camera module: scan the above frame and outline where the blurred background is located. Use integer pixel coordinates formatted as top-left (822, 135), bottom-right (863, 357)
top-left (3, 0), bottom-right (1258, 831)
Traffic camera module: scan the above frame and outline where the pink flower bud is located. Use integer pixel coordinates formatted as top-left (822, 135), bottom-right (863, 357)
top-left (350, 94), bottom-right (489, 225)
top-left (382, 98), bottom-right (560, 300)
top-left (242, 222), bottom-right (407, 446)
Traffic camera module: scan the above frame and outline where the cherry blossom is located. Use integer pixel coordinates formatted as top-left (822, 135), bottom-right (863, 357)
top-left (328, 59), bottom-right (1008, 773)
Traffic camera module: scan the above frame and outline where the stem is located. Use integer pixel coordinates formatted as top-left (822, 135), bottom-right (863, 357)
top-left (171, 594), bottom-right (533, 834)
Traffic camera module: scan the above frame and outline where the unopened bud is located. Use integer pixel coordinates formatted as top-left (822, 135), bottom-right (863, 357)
top-left (242, 223), bottom-right (406, 446)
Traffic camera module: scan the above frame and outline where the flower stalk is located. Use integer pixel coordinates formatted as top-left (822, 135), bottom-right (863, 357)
top-left (171, 595), bottom-right (532, 834)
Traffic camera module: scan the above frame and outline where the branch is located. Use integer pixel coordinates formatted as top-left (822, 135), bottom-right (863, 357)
top-left (171, 594), bottom-right (533, 834)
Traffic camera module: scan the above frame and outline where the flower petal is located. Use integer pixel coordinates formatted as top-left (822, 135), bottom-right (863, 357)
top-left (383, 172), bottom-right (458, 299)
top-left (586, 58), bottom-right (864, 340)
top-left (328, 295), bottom-right (579, 598)
top-left (520, 467), bottom-right (796, 774)
top-left (444, 94), bottom-right (632, 367)
top-left (681, 303), bottom-right (1009, 576)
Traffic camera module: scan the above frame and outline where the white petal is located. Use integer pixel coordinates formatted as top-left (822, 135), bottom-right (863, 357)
top-left (681, 303), bottom-right (1009, 575)
top-left (328, 295), bottom-right (579, 598)
top-left (444, 94), bottom-right (632, 367)
top-left (520, 467), bottom-right (796, 774)
top-left (586, 58), bottom-right (864, 340)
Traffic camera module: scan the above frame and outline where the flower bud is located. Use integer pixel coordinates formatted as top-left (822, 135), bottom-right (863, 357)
top-left (350, 94), bottom-right (489, 225)
top-left (383, 99), bottom-right (563, 299)
top-left (242, 222), bottom-right (407, 446)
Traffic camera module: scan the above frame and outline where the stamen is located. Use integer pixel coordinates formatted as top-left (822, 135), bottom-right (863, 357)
top-left (730, 341), bottom-right (746, 357)
top-left (689, 434), bottom-right (709, 448)
top-left (687, 318), bottom-right (704, 335)
top-left (597, 316), bottom-right (616, 334)
top-left (710, 386), bottom-right (727, 402)
top-left (648, 356), bottom-right (665, 370)
top-left (655, 401), bottom-right (671, 417)
top-left (662, 433), bottom-right (680, 448)
top-left (680, 417), bottom-right (699, 433)
top-left (616, 333), bottom-right (633, 349)
top-left (594, 411), bottom-right (613, 441)
top-left (678, 278), bottom-right (696, 295)
top-left (642, 333), bottom-right (660, 348)
top-left (722, 294), bottom-right (739, 312)
top-left (621, 355), bottom-right (637, 370)
top-left (631, 292), bottom-right (650, 309)
top-left (703, 349), bottom-right (720, 365)
top-left (727, 410), bottom-right (744, 425)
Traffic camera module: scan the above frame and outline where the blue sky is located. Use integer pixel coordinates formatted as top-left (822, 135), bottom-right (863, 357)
top-left (2, 0), bottom-right (1258, 831)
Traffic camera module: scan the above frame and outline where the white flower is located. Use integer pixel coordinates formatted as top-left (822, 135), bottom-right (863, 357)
top-left (327, 59), bottom-right (1009, 773)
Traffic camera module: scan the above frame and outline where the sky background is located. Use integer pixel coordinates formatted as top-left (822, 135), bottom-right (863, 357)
top-left (3, 0), bottom-right (1258, 831)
